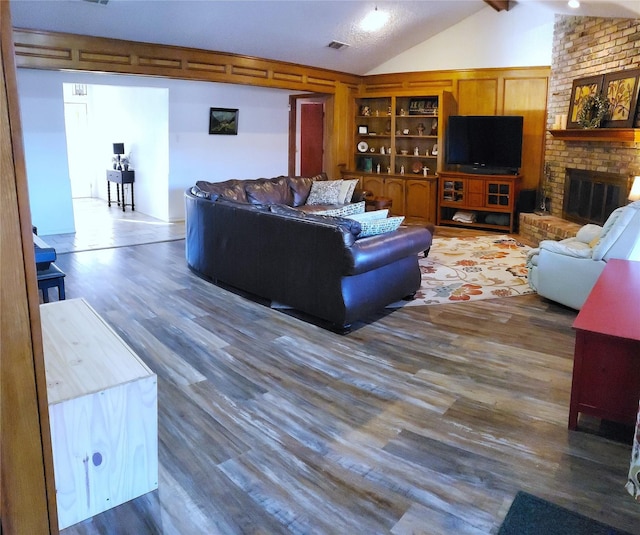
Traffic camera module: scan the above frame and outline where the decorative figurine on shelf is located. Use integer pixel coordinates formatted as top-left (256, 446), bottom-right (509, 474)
top-left (387, 106), bottom-right (392, 116)
top-left (380, 146), bottom-right (385, 154)
top-left (376, 163), bottom-right (381, 174)
top-left (400, 108), bottom-right (405, 116)
top-left (387, 166), bottom-right (391, 174)
top-left (430, 119), bottom-right (438, 135)
top-left (431, 144), bottom-right (439, 156)
top-left (417, 123), bottom-right (425, 136)
top-left (400, 165), bottom-right (405, 175)
top-left (361, 105), bottom-right (371, 116)
top-left (414, 146), bottom-right (420, 156)
top-left (425, 147), bottom-right (430, 156)
top-left (423, 166), bottom-right (430, 177)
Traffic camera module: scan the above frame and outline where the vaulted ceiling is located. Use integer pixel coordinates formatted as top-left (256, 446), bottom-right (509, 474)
top-left (9, 0), bottom-right (640, 75)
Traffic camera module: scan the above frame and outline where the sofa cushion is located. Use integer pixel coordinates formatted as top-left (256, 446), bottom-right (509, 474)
top-left (288, 173), bottom-right (327, 207)
top-left (357, 216), bottom-right (405, 238)
top-left (196, 179), bottom-right (248, 203)
top-left (245, 176), bottom-right (293, 206)
top-left (306, 179), bottom-right (344, 205)
top-left (269, 204), bottom-right (362, 236)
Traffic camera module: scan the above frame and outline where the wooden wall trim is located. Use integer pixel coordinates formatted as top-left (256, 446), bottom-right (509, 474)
top-left (360, 65), bottom-right (550, 95)
top-left (12, 28), bottom-right (361, 93)
top-left (2, 4), bottom-right (58, 534)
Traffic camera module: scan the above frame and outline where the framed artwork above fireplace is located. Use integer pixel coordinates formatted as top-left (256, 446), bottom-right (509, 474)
top-left (567, 75), bottom-right (603, 129)
top-left (602, 68), bottom-right (640, 128)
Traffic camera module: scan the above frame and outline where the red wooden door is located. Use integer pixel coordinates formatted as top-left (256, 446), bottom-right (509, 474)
top-left (300, 103), bottom-right (324, 176)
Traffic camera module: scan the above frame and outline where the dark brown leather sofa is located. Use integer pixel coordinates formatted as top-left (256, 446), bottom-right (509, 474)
top-left (185, 175), bottom-right (432, 332)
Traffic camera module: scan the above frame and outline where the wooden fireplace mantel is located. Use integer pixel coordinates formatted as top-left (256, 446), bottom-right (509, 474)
top-left (549, 128), bottom-right (640, 143)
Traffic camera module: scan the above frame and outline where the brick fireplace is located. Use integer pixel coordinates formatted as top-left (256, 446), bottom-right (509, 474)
top-left (563, 169), bottom-right (630, 225)
top-left (520, 15), bottom-right (640, 246)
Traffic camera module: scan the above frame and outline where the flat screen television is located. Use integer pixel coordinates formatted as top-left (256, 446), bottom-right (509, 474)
top-left (446, 115), bottom-right (524, 175)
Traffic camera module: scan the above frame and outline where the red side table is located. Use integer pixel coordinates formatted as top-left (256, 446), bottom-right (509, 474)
top-left (569, 259), bottom-right (640, 430)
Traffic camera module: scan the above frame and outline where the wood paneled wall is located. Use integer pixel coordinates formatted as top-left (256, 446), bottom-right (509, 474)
top-left (1, 5), bottom-right (58, 534)
top-left (361, 67), bottom-right (550, 191)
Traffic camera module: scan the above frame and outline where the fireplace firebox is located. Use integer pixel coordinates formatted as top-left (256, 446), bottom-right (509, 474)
top-left (563, 169), bottom-right (629, 226)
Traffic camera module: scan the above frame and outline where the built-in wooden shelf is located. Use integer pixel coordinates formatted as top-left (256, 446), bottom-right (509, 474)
top-left (549, 128), bottom-right (640, 142)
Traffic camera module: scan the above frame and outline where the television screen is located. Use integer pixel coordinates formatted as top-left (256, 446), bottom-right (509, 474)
top-left (446, 116), bottom-right (523, 173)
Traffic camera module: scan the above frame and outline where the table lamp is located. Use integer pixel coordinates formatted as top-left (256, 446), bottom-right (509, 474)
top-left (113, 143), bottom-right (125, 170)
top-left (629, 176), bottom-right (640, 203)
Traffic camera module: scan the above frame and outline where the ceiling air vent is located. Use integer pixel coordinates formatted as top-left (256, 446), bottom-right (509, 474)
top-left (83, 0), bottom-right (109, 5)
top-left (327, 41), bottom-right (349, 51)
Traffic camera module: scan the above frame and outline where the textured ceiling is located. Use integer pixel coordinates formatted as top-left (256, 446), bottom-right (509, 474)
top-left (9, 0), bottom-right (640, 75)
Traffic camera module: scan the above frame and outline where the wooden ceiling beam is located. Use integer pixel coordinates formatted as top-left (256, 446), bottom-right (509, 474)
top-left (484, 0), bottom-right (510, 12)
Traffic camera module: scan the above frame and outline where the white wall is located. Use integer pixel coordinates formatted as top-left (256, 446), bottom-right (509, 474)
top-left (17, 69), bottom-right (291, 233)
top-left (368, 3), bottom-right (554, 75)
top-left (18, 73), bottom-right (76, 235)
top-left (166, 81), bottom-right (291, 220)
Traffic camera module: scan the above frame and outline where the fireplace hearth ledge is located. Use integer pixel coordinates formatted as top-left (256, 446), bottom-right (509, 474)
top-left (519, 213), bottom-right (582, 247)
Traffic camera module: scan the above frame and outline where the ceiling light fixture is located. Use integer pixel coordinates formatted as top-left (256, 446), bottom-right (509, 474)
top-left (359, 6), bottom-right (389, 32)
top-left (568, 0), bottom-right (580, 8)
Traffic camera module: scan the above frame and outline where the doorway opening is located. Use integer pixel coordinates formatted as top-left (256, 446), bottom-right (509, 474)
top-left (288, 94), bottom-right (331, 177)
top-left (63, 83), bottom-right (92, 199)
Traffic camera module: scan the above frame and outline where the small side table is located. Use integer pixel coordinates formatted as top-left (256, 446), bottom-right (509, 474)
top-left (365, 195), bottom-right (392, 212)
top-left (106, 169), bottom-right (135, 211)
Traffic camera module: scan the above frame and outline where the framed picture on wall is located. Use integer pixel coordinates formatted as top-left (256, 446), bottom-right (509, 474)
top-left (567, 75), bottom-right (604, 129)
top-left (209, 107), bottom-right (239, 135)
top-left (602, 68), bottom-right (640, 128)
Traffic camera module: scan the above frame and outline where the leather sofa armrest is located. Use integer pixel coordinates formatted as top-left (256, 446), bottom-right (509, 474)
top-left (346, 227), bottom-right (432, 275)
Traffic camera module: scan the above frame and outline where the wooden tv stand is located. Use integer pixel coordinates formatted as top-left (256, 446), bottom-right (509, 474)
top-left (437, 171), bottom-right (521, 232)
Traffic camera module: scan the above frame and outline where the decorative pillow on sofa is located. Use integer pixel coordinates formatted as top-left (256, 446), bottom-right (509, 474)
top-left (287, 173), bottom-right (327, 207)
top-left (357, 216), bottom-right (405, 238)
top-left (269, 204), bottom-right (362, 236)
top-left (315, 201), bottom-right (365, 217)
top-left (347, 209), bottom-right (388, 222)
top-left (305, 179), bottom-right (344, 205)
top-left (339, 179), bottom-right (359, 204)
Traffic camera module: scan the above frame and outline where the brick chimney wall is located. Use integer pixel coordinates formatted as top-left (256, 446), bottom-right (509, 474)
top-left (545, 16), bottom-right (640, 217)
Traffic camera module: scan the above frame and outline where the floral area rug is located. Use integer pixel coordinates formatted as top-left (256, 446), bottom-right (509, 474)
top-left (388, 234), bottom-right (534, 307)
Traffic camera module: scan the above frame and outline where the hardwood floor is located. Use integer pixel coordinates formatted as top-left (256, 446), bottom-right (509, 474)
top-left (52, 234), bottom-right (639, 535)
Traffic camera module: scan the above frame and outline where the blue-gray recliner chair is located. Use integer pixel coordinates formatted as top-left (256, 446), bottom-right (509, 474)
top-left (526, 201), bottom-right (640, 309)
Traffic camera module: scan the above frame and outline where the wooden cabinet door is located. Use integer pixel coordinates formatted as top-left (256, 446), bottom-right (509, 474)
top-left (486, 181), bottom-right (513, 210)
top-left (385, 178), bottom-right (405, 216)
top-left (467, 178), bottom-right (485, 208)
top-left (361, 176), bottom-right (384, 197)
top-left (406, 179), bottom-right (436, 223)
